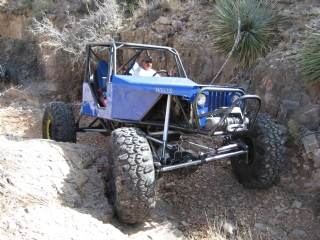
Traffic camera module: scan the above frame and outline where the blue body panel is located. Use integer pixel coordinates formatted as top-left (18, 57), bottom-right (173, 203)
top-left (82, 75), bottom-right (199, 120)
top-left (82, 83), bottom-right (112, 119)
top-left (112, 75), bottom-right (198, 96)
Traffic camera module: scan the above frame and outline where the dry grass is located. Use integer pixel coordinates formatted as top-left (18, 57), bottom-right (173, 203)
top-left (205, 211), bottom-right (268, 240)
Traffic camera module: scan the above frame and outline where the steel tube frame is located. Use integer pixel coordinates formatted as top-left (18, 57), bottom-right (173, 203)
top-left (146, 135), bottom-right (174, 150)
top-left (160, 150), bottom-right (247, 172)
top-left (161, 95), bottom-right (172, 161)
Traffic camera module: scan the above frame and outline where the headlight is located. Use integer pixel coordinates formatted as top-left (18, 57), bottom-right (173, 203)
top-left (231, 94), bottom-right (240, 103)
top-left (197, 94), bottom-right (206, 107)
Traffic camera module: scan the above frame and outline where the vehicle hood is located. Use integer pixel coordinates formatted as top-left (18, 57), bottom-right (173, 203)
top-left (112, 75), bottom-right (199, 98)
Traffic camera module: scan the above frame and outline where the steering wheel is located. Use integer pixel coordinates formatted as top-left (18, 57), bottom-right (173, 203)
top-left (153, 70), bottom-right (169, 77)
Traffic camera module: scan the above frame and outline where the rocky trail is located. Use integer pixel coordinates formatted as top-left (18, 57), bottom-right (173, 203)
top-left (0, 90), bottom-right (186, 240)
top-left (0, 85), bottom-right (319, 240)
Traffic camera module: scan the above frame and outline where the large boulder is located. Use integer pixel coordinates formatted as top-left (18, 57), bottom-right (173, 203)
top-left (0, 136), bottom-right (129, 240)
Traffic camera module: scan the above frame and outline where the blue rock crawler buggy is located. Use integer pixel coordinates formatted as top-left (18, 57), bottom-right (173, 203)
top-left (42, 42), bottom-right (285, 224)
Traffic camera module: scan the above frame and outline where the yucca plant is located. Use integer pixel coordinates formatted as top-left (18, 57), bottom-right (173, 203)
top-left (298, 35), bottom-right (320, 85)
top-left (211, 0), bottom-right (277, 68)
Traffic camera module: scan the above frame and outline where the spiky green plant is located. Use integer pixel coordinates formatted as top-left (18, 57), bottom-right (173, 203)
top-left (298, 35), bottom-right (320, 85)
top-left (211, 0), bottom-right (277, 68)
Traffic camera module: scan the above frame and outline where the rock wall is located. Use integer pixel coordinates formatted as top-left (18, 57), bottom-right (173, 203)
top-left (246, 2), bottom-right (320, 127)
top-left (248, 51), bottom-right (320, 126)
top-left (0, 9), bottom-right (32, 40)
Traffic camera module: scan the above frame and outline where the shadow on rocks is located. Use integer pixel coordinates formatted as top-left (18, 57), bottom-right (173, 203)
top-left (50, 140), bottom-right (115, 223)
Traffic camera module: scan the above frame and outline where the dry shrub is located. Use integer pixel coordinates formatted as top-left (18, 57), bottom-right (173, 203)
top-left (30, 0), bottom-right (120, 65)
top-left (28, 0), bottom-right (121, 100)
top-left (205, 212), bottom-right (261, 240)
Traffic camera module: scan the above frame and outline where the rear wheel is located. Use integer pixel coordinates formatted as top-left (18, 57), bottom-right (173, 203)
top-left (108, 127), bottom-right (156, 223)
top-left (42, 102), bottom-right (76, 142)
top-left (231, 113), bottom-right (285, 188)
top-left (5, 68), bottom-right (18, 87)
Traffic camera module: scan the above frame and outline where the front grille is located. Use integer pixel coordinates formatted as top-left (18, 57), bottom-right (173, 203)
top-left (208, 91), bottom-right (229, 111)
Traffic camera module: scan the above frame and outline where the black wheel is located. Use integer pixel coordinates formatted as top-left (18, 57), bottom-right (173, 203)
top-left (42, 102), bottom-right (76, 142)
top-left (5, 68), bottom-right (18, 87)
top-left (231, 113), bottom-right (286, 189)
top-left (108, 127), bottom-right (156, 223)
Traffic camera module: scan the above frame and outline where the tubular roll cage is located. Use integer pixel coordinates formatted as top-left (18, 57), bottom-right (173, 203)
top-left (83, 41), bottom-right (188, 84)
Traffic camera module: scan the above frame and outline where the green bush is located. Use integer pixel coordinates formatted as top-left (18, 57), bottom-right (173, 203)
top-left (211, 0), bottom-right (277, 68)
top-left (287, 119), bottom-right (302, 142)
top-left (117, 0), bottom-right (140, 15)
top-left (22, 0), bottom-right (33, 9)
top-left (298, 35), bottom-right (320, 85)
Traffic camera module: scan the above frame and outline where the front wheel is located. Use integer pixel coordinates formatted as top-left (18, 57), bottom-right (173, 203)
top-left (42, 102), bottom-right (76, 142)
top-left (231, 113), bottom-right (286, 189)
top-left (108, 127), bottom-right (156, 223)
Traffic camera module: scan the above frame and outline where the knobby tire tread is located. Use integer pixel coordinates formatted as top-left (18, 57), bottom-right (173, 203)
top-left (42, 102), bottom-right (76, 143)
top-left (108, 127), bottom-right (156, 224)
top-left (231, 113), bottom-right (286, 189)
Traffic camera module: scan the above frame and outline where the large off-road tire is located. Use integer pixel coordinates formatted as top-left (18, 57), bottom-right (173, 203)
top-left (5, 68), bottom-right (18, 87)
top-left (231, 113), bottom-right (286, 189)
top-left (42, 102), bottom-right (76, 143)
top-left (108, 127), bottom-right (156, 224)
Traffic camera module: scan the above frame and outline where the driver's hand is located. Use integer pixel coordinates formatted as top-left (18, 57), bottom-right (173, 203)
top-left (170, 66), bottom-right (177, 77)
top-left (160, 72), bottom-right (167, 77)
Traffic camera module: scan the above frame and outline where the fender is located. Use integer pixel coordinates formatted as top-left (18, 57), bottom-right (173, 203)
top-left (111, 75), bottom-right (200, 120)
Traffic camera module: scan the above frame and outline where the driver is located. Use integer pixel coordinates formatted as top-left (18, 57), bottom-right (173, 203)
top-left (133, 56), bottom-right (159, 77)
top-left (133, 56), bottom-right (177, 77)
